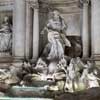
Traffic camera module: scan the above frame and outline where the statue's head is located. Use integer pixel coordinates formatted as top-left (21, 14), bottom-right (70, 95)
top-left (4, 16), bottom-right (9, 23)
top-left (52, 10), bottom-right (60, 20)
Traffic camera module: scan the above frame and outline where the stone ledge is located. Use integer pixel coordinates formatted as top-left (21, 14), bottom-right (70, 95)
top-left (0, 97), bottom-right (53, 100)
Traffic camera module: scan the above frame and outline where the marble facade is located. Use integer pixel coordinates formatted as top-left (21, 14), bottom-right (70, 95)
top-left (0, 0), bottom-right (99, 64)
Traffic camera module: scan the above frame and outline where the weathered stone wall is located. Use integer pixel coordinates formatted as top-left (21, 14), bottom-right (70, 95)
top-left (62, 13), bottom-right (81, 36)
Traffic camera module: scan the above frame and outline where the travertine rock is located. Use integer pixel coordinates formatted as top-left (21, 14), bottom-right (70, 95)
top-left (55, 87), bottom-right (100, 100)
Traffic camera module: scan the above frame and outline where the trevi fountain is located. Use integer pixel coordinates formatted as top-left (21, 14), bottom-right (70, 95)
top-left (0, 0), bottom-right (100, 100)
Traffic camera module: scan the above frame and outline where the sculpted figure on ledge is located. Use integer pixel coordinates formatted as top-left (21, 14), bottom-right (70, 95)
top-left (33, 10), bottom-right (100, 92)
top-left (0, 16), bottom-right (12, 53)
top-left (33, 10), bottom-right (72, 91)
top-left (41, 10), bottom-right (71, 60)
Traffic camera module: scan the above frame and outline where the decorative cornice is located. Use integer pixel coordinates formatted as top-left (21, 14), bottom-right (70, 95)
top-left (49, 2), bottom-right (78, 7)
top-left (0, 0), bottom-right (80, 13)
top-left (0, 0), bottom-right (13, 6)
top-left (39, 0), bottom-right (78, 4)
top-left (39, 0), bottom-right (79, 7)
top-left (0, 0), bottom-right (14, 11)
top-left (38, 0), bottom-right (80, 14)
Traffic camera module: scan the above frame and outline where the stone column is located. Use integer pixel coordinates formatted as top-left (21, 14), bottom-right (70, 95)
top-left (81, 0), bottom-right (89, 57)
top-left (32, 3), bottom-right (39, 61)
top-left (91, 0), bottom-right (100, 58)
top-left (13, 0), bottom-right (26, 59)
top-left (25, 2), bottom-right (33, 59)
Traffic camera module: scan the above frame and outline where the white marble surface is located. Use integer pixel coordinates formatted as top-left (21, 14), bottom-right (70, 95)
top-left (32, 8), bottom-right (39, 60)
top-left (82, 1), bottom-right (89, 57)
top-left (13, 0), bottom-right (26, 58)
top-left (91, 0), bottom-right (100, 57)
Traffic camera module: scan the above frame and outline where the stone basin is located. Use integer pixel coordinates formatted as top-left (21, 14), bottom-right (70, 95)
top-left (8, 86), bottom-right (53, 98)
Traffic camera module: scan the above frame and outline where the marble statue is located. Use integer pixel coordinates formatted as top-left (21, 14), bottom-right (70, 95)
top-left (87, 72), bottom-right (100, 88)
top-left (79, 61), bottom-right (100, 89)
top-left (65, 58), bottom-right (79, 92)
top-left (35, 58), bottom-right (48, 74)
top-left (41, 10), bottom-right (71, 60)
top-left (79, 66), bottom-right (88, 88)
top-left (19, 10), bottom-right (100, 92)
top-left (0, 65), bottom-right (20, 85)
top-left (0, 16), bottom-right (12, 52)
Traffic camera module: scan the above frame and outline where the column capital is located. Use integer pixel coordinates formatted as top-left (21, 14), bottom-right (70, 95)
top-left (26, 0), bottom-right (39, 9)
top-left (80, 0), bottom-right (89, 4)
top-left (79, 0), bottom-right (90, 8)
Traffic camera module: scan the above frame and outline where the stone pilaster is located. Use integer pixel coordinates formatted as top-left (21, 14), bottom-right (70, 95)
top-left (81, 0), bottom-right (90, 58)
top-left (32, 2), bottom-right (39, 61)
top-left (13, 0), bottom-right (26, 60)
top-left (25, 2), bottom-right (33, 59)
top-left (91, 0), bottom-right (100, 59)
